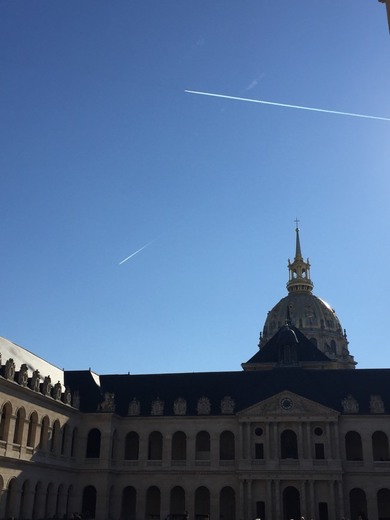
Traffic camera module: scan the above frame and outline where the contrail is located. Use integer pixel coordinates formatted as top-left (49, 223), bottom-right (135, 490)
top-left (119, 240), bottom-right (154, 265)
top-left (185, 90), bottom-right (390, 122)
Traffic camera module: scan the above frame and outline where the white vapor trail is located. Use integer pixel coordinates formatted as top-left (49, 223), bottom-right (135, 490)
top-left (185, 90), bottom-right (390, 122)
top-left (119, 241), bottom-right (154, 265)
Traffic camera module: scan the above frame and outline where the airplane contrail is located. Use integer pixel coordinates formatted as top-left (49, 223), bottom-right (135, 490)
top-left (185, 90), bottom-right (390, 122)
top-left (119, 240), bottom-right (154, 265)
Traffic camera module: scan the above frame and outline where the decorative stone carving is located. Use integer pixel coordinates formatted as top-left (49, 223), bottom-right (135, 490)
top-left (151, 398), bottom-right (164, 416)
top-left (174, 398), bottom-right (187, 415)
top-left (5, 358), bottom-right (15, 380)
top-left (30, 370), bottom-right (40, 392)
top-left (72, 391), bottom-right (80, 409)
top-left (370, 395), bottom-right (385, 414)
top-left (42, 376), bottom-right (52, 396)
top-left (197, 396), bottom-right (211, 415)
top-left (62, 387), bottom-right (72, 405)
top-left (53, 381), bottom-right (62, 400)
top-left (341, 394), bottom-right (359, 414)
top-left (128, 398), bottom-right (140, 416)
top-left (100, 392), bottom-right (115, 412)
top-left (221, 396), bottom-right (235, 414)
top-left (18, 364), bottom-right (29, 387)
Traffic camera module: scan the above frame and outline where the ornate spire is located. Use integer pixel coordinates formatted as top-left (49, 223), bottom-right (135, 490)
top-left (286, 222), bottom-right (314, 293)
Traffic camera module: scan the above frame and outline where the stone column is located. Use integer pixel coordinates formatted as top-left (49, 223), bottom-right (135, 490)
top-left (210, 488), bottom-right (219, 520)
top-left (275, 480), bottom-right (281, 520)
top-left (325, 422), bottom-right (331, 459)
top-left (298, 423), bottom-right (304, 459)
top-left (300, 480), bottom-right (307, 519)
top-left (163, 433), bottom-right (172, 468)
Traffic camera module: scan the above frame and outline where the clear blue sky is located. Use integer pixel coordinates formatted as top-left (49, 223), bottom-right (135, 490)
top-left (1, 1), bottom-right (389, 375)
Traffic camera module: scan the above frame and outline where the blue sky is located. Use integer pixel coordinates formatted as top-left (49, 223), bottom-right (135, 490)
top-left (1, 1), bottom-right (389, 375)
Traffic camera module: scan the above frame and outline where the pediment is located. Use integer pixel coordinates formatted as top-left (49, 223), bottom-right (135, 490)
top-left (237, 391), bottom-right (338, 420)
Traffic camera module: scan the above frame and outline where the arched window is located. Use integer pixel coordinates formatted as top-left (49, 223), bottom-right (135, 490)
top-left (148, 431), bottom-right (163, 460)
top-left (5, 477), bottom-right (18, 520)
top-left (172, 431), bottom-right (186, 461)
top-left (283, 487), bottom-right (301, 520)
top-left (281, 429), bottom-right (298, 459)
top-left (20, 480), bottom-right (31, 519)
top-left (32, 481), bottom-right (45, 520)
top-left (195, 431), bottom-right (210, 460)
top-left (170, 486), bottom-right (185, 517)
top-left (125, 431), bottom-right (139, 460)
top-left (111, 429), bottom-right (118, 460)
top-left (27, 412), bottom-right (38, 448)
top-left (121, 486), bottom-right (136, 520)
top-left (349, 488), bottom-right (367, 520)
top-left (0, 402), bottom-right (12, 442)
top-left (220, 431), bottom-right (235, 460)
top-left (220, 487), bottom-right (235, 520)
top-left (82, 485), bottom-right (97, 519)
top-left (145, 486), bottom-right (160, 519)
top-left (372, 431), bottom-right (390, 461)
top-left (13, 407), bottom-right (26, 444)
top-left (61, 423), bottom-right (68, 455)
top-left (70, 427), bottom-right (78, 457)
top-left (345, 431), bottom-right (363, 461)
top-left (86, 428), bottom-right (101, 458)
top-left (51, 420), bottom-right (61, 454)
top-left (39, 416), bottom-right (50, 451)
top-left (195, 486), bottom-right (210, 520)
top-left (377, 488), bottom-right (390, 520)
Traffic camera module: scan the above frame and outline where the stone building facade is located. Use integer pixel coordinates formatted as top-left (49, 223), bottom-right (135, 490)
top-left (1, 228), bottom-right (390, 520)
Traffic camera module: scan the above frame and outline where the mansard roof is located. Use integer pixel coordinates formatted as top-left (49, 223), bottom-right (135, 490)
top-left (64, 366), bottom-right (390, 417)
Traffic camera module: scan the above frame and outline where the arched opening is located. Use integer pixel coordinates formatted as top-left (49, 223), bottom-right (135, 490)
top-left (111, 429), bottom-right (118, 460)
top-left (148, 431), bottom-right (163, 460)
top-left (220, 487), bottom-right (235, 520)
top-left (283, 486), bottom-right (300, 520)
top-left (32, 481), bottom-right (45, 519)
top-left (219, 431), bottom-right (235, 460)
top-left (377, 488), bottom-right (390, 520)
top-left (45, 482), bottom-right (56, 519)
top-left (281, 429), bottom-right (298, 459)
top-left (61, 423), bottom-right (68, 455)
top-left (13, 407), bottom-right (26, 444)
top-left (39, 416), bottom-right (50, 451)
top-left (51, 419), bottom-right (61, 453)
top-left (71, 427), bottom-right (78, 457)
top-left (121, 486), bottom-right (136, 520)
top-left (20, 479), bottom-right (31, 519)
top-left (170, 486), bottom-right (185, 519)
top-left (145, 486), bottom-right (160, 519)
top-left (82, 485), bottom-right (97, 519)
top-left (27, 411), bottom-right (38, 448)
top-left (195, 486), bottom-right (210, 520)
top-left (345, 431), bottom-right (363, 461)
top-left (86, 428), bottom-right (101, 458)
top-left (172, 431), bottom-right (187, 461)
top-left (195, 431), bottom-right (210, 460)
top-left (0, 402), bottom-right (12, 441)
top-left (349, 488), bottom-right (367, 520)
top-left (125, 431), bottom-right (139, 460)
top-left (5, 477), bottom-right (19, 519)
top-left (372, 431), bottom-right (390, 461)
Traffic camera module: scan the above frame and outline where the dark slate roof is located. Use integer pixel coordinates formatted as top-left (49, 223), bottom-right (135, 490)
top-left (64, 366), bottom-right (390, 417)
top-left (245, 325), bottom-right (331, 364)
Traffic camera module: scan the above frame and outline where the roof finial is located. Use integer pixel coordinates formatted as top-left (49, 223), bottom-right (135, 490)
top-left (294, 218), bottom-right (303, 260)
top-left (287, 221), bottom-right (313, 294)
